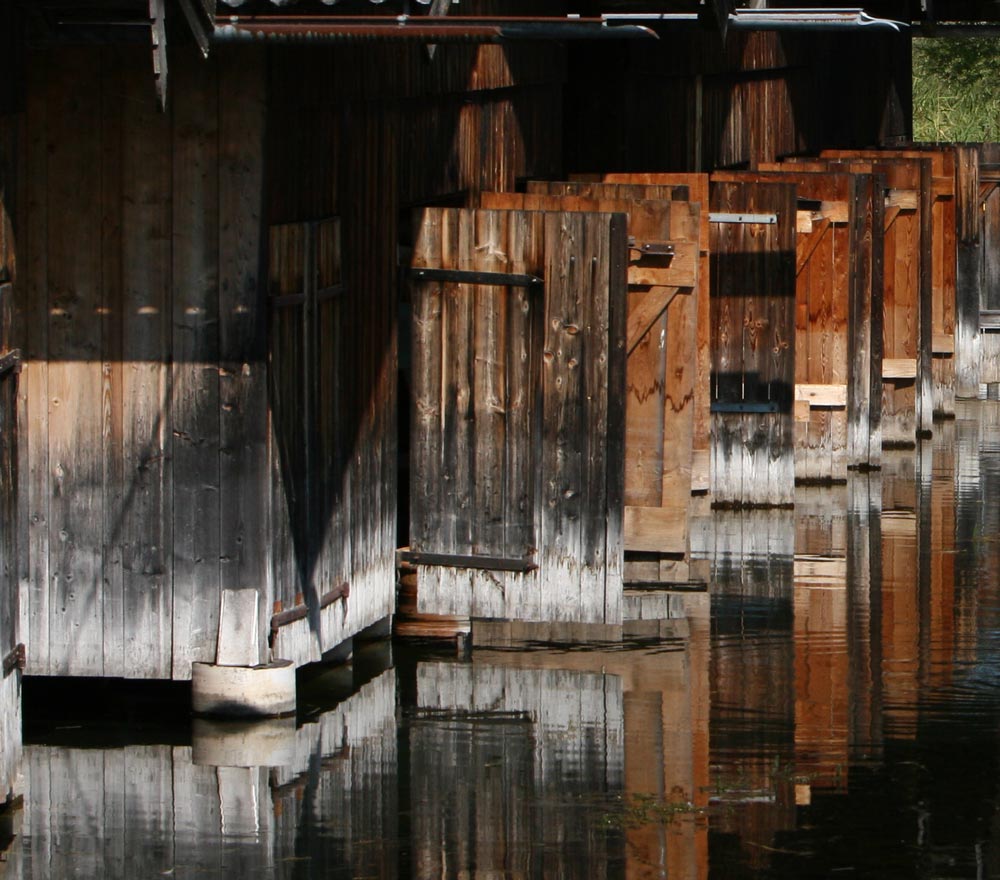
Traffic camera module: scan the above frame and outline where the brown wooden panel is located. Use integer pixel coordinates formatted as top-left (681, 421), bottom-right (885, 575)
top-left (598, 173), bottom-right (713, 490)
top-left (953, 144), bottom-right (981, 397)
top-left (822, 152), bottom-right (936, 437)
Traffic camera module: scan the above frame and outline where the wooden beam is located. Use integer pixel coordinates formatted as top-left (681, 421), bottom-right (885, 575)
top-left (883, 358), bottom-right (918, 379)
top-left (886, 189), bottom-right (918, 210)
top-left (626, 286), bottom-right (684, 355)
top-left (795, 217), bottom-right (831, 276)
top-left (624, 504), bottom-right (687, 555)
top-left (795, 383), bottom-right (848, 408)
top-left (149, 0), bottom-right (168, 111)
top-left (883, 205), bottom-right (902, 232)
top-left (626, 239), bottom-right (697, 288)
top-left (397, 549), bottom-right (538, 573)
top-left (932, 332), bottom-right (955, 354)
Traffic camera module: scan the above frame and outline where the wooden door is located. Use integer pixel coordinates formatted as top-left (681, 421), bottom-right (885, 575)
top-left (827, 149), bottom-right (956, 416)
top-left (489, 187), bottom-right (700, 559)
top-left (745, 167), bottom-right (885, 476)
top-left (408, 207), bottom-right (627, 626)
top-left (709, 179), bottom-right (798, 507)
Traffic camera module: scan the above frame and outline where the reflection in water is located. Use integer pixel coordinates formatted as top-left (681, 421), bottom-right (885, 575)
top-left (8, 401), bottom-right (1000, 876)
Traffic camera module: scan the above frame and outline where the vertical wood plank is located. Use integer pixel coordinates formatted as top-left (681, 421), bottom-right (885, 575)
top-left (100, 49), bottom-right (125, 676)
top-left (171, 49), bottom-right (221, 679)
top-left (218, 48), bottom-right (268, 646)
top-left (954, 145), bottom-right (980, 398)
top-left (120, 48), bottom-right (173, 678)
top-left (410, 209), bottom-right (444, 554)
top-left (23, 51), bottom-right (50, 674)
top-left (541, 211), bottom-right (585, 620)
top-left (46, 48), bottom-right (104, 675)
top-left (312, 217), bottom-right (346, 602)
top-left (917, 157), bottom-right (934, 435)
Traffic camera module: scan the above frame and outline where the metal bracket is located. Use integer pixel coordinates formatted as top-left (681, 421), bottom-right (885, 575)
top-left (398, 549), bottom-right (538, 573)
top-left (709, 212), bottom-right (778, 225)
top-left (627, 237), bottom-right (675, 257)
top-left (411, 268), bottom-right (543, 288)
top-left (2, 644), bottom-right (25, 677)
top-left (710, 400), bottom-right (780, 413)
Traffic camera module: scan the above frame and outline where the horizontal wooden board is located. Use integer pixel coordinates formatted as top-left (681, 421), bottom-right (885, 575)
top-left (624, 504), bottom-right (687, 555)
top-left (795, 383), bottom-right (848, 408)
top-left (883, 358), bottom-right (918, 380)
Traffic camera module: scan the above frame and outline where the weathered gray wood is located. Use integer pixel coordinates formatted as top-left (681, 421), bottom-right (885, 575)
top-left (954, 146), bottom-right (981, 398)
top-left (411, 208), bottom-right (625, 624)
top-left (121, 51), bottom-right (173, 679)
top-left (171, 48), bottom-right (222, 679)
top-left (217, 48), bottom-right (269, 664)
top-left (99, 50), bottom-right (126, 679)
top-left (46, 48), bottom-right (104, 676)
top-left (709, 179), bottom-right (797, 507)
top-left (22, 52), bottom-right (49, 676)
top-left (311, 218), bottom-right (347, 625)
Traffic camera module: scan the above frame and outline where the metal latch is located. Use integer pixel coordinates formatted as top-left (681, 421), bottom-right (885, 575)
top-left (709, 212), bottom-right (778, 225)
top-left (627, 237), bottom-right (675, 257)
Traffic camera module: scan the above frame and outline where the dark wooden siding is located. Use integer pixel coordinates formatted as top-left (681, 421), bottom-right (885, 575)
top-left (17, 46), bottom-right (270, 679)
top-left (409, 207), bottom-right (626, 625)
top-left (564, 29), bottom-right (911, 175)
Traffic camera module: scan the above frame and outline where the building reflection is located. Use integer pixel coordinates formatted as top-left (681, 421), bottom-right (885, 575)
top-left (5, 402), bottom-right (1000, 877)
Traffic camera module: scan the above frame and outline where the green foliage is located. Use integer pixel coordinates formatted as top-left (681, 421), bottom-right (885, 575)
top-left (912, 37), bottom-right (1000, 142)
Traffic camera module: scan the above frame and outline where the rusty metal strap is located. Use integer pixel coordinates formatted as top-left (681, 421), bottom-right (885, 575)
top-left (398, 549), bottom-right (538, 573)
top-left (411, 268), bottom-right (543, 288)
top-left (0, 350), bottom-right (21, 378)
top-left (270, 583), bottom-right (350, 636)
top-left (711, 401), bottom-right (780, 414)
top-left (2, 644), bottom-right (25, 677)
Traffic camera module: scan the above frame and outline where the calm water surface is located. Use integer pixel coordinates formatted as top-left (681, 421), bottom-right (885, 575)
top-left (7, 401), bottom-right (1000, 878)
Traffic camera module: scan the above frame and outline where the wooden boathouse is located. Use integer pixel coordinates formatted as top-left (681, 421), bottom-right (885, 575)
top-left (0, 0), bottom-right (999, 700)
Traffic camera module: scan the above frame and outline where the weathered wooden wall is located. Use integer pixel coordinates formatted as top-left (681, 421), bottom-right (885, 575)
top-left (14, 36), bottom-right (566, 677)
top-left (265, 42), bottom-right (565, 660)
top-left (408, 207), bottom-right (626, 626)
top-left (826, 148), bottom-right (956, 418)
top-left (564, 29), bottom-right (911, 174)
top-left (719, 168), bottom-right (885, 479)
top-left (976, 145), bottom-right (1000, 388)
top-left (15, 46), bottom-right (271, 679)
top-left (486, 185), bottom-right (701, 559)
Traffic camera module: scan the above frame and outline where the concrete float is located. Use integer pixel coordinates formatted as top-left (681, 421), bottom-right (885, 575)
top-left (191, 589), bottom-right (297, 718)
